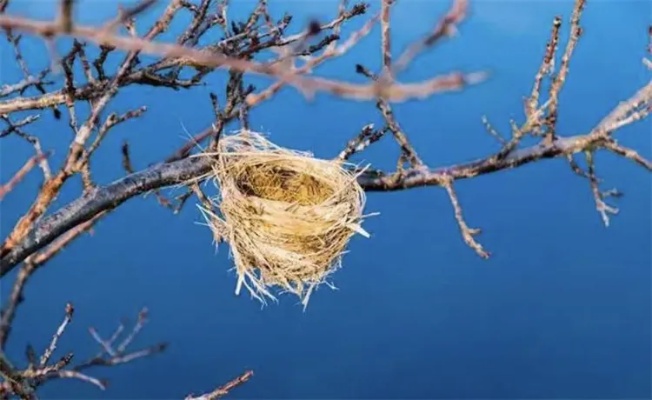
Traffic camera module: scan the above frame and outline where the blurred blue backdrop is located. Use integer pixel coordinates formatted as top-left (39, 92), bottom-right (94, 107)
top-left (1, 0), bottom-right (650, 398)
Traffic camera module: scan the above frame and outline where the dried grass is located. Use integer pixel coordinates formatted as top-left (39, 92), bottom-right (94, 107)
top-left (198, 130), bottom-right (371, 309)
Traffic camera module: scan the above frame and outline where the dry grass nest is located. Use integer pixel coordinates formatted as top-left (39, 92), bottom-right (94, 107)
top-left (198, 130), bottom-right (372, 308)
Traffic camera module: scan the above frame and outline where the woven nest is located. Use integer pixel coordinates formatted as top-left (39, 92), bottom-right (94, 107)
top-left (199, 130), bottom-right (370, 308)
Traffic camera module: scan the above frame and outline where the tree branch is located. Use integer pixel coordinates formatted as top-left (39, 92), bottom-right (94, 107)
top-left (4, 118), bottom-right (645, 277)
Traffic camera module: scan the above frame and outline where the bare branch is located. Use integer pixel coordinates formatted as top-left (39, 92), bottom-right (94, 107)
top-left (0, 7), bottom-right (486, 104)
top-left (0, 0), bottom-right (648, 397)
top-left (185, 370), bottom-right (253, 400)
top-left (442, 178), bottom-right (488, 258)
top-left (0, 152), bottom-right (49, 201)
top-left (0, 304), bottom-right (167, 397)
top-left (39, 303), bottom-right (74, 368)
top-left (603, 140), bottom-right (652, 170)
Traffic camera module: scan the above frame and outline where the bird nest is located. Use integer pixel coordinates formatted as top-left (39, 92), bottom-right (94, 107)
top-left (199, 130), bottom-right (371, 309)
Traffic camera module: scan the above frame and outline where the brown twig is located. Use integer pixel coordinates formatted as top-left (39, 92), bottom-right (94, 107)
top-left (185, 370), bottom-right (254, 400)
top-left (0, 213), bottom-right (103, 349)
top-left (391, 0), bottom-right (468, 76)
top-left (355, 64), bottom-right (424, 168)
top-left (338, 124), bottom-right (388, 161)
top-left (442, 177), bottom-right (488, 258)
top-left (0, 7), bottom-right (486, 104)
top-left (0, 304), bottom-right (167, 397)
top-left (543, 0), bottom-right (585, 144)
top-left (0, 152), bottom-right (49, 201)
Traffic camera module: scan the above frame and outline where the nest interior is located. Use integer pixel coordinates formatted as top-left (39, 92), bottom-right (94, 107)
top-left (200, 131), bottom-right (369, 308)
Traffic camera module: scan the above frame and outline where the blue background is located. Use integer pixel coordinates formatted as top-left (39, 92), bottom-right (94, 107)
top-left (1, 0), bottom-right (650, 398)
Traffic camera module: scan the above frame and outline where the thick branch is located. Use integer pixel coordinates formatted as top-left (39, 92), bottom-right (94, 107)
top-left (0, 156), bottom-right (209, 277)
top-left (0, 133), bottom-right (604, 276)
top-left (361, 134), bottom-right (595, 191)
